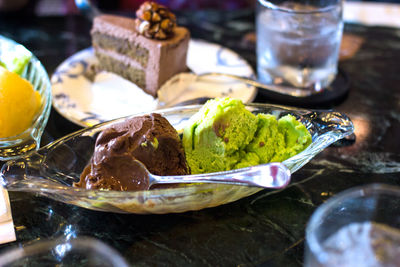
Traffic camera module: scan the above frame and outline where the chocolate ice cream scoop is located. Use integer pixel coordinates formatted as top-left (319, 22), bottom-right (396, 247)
top-left (74, 113), bottom-right (189, 191)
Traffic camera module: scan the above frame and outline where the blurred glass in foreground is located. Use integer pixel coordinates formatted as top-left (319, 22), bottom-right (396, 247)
top-left (305, 184), bottom-right (400, 267)
top-left (0, 237), bottom-right (130, 266)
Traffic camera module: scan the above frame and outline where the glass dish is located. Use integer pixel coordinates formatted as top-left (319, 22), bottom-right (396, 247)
top-left (0, 35), bottom-right (52, 160)
top-left (0, 236), bottom-right (129, 266)
top-left (305, 184), bottom-right (400, 267)
top-left (0, 104), bottom-right (353, 214)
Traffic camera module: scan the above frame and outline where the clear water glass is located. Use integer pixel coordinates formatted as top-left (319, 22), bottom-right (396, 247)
top-left (305, 184), bottom-right (400, 267)
top-left (256, 0), bottom-right (344, 96)
top-left (0, 237), bottom-right (130, 266)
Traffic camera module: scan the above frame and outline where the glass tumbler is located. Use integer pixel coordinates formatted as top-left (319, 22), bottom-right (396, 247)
top-left (305, 184), bottom-right (400, 267)
top-left (256, 0), bottom-right (344, 96)
top-left (0, 237), bottom-right (130, 266)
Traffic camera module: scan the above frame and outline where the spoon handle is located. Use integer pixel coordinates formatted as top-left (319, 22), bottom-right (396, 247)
top-left (198, 72), bottom-right (313, 97)
top-left (153, 162), bottom-right (291, 189)
top-left (74, 0), bottom-right (101, 20)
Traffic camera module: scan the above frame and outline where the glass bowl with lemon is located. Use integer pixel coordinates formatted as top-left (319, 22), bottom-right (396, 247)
top-left (0, 35), bottom-right (51, 160)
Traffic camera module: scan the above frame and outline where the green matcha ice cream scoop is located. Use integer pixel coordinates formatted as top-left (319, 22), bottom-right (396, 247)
top-left (183, 98), bottom-right (312, 174)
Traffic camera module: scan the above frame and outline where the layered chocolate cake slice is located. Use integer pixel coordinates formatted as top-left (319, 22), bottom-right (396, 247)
top-left (91, 2), bottom-right (190, 97)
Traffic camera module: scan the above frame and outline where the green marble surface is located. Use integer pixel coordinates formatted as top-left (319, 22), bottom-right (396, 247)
top-left (0, 10), bottom-right (400, 266)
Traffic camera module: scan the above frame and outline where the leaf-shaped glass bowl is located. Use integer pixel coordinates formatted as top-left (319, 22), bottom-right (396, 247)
top-left (0, 35), bottom-right (52, 160)
top-left (0, 104), bottom-right (353, 214)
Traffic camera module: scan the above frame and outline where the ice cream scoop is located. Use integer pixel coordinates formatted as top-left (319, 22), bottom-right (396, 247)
top-left (0, 66), bottom-right (41, 138)
top-left (74, 113), bottom-right (189, 191)
top-left (183, 98), bottom-right (312, 174)
top-left (123, 159), bottom-right (291, 190)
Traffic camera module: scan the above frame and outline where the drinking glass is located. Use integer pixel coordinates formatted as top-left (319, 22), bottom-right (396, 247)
top-left (305, 184), bottom-right (400, 267)
top-left (256, 0), bottom-right (344, 96)
top-left (0, 237), bottom-right (130, 266)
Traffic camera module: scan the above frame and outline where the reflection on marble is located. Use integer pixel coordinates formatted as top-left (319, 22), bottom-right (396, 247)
top-left (0, 11), bottom-right (399, 266)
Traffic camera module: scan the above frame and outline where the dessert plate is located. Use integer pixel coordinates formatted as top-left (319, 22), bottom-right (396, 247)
top-left (51, 39), bottom-right (257, 127)
top-left (1, 104), bottom-right (354, 214)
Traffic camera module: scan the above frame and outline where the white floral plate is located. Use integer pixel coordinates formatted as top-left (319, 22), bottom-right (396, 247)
top-left (51, 39), bottom-right (257, 127)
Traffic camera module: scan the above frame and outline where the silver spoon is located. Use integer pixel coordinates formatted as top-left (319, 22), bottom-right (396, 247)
top-left (1, 158), bottom-right (290, 192)
top-left (193, 72), bottom-right (320, 97)
top-left (74, 0), bottom-right (101, 20)
top-left (156, 71), bottom-right (317, 109)
top-left (128, 159), bottom-right (291, 191)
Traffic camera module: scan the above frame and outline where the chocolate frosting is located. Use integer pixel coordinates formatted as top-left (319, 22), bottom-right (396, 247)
top-left (75, 113), bottom-right (189, 191)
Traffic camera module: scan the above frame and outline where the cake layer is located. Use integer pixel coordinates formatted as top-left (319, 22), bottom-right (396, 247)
top-left (91, 14), bottom-right (190, 97)
top-left (92, 32), bottom-right (149, 68)
top-left (96, 52), bottom-right (146, 90)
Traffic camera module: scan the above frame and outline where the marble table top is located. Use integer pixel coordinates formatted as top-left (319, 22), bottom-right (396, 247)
top-left (0, 4), bottom-right (400, 266)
